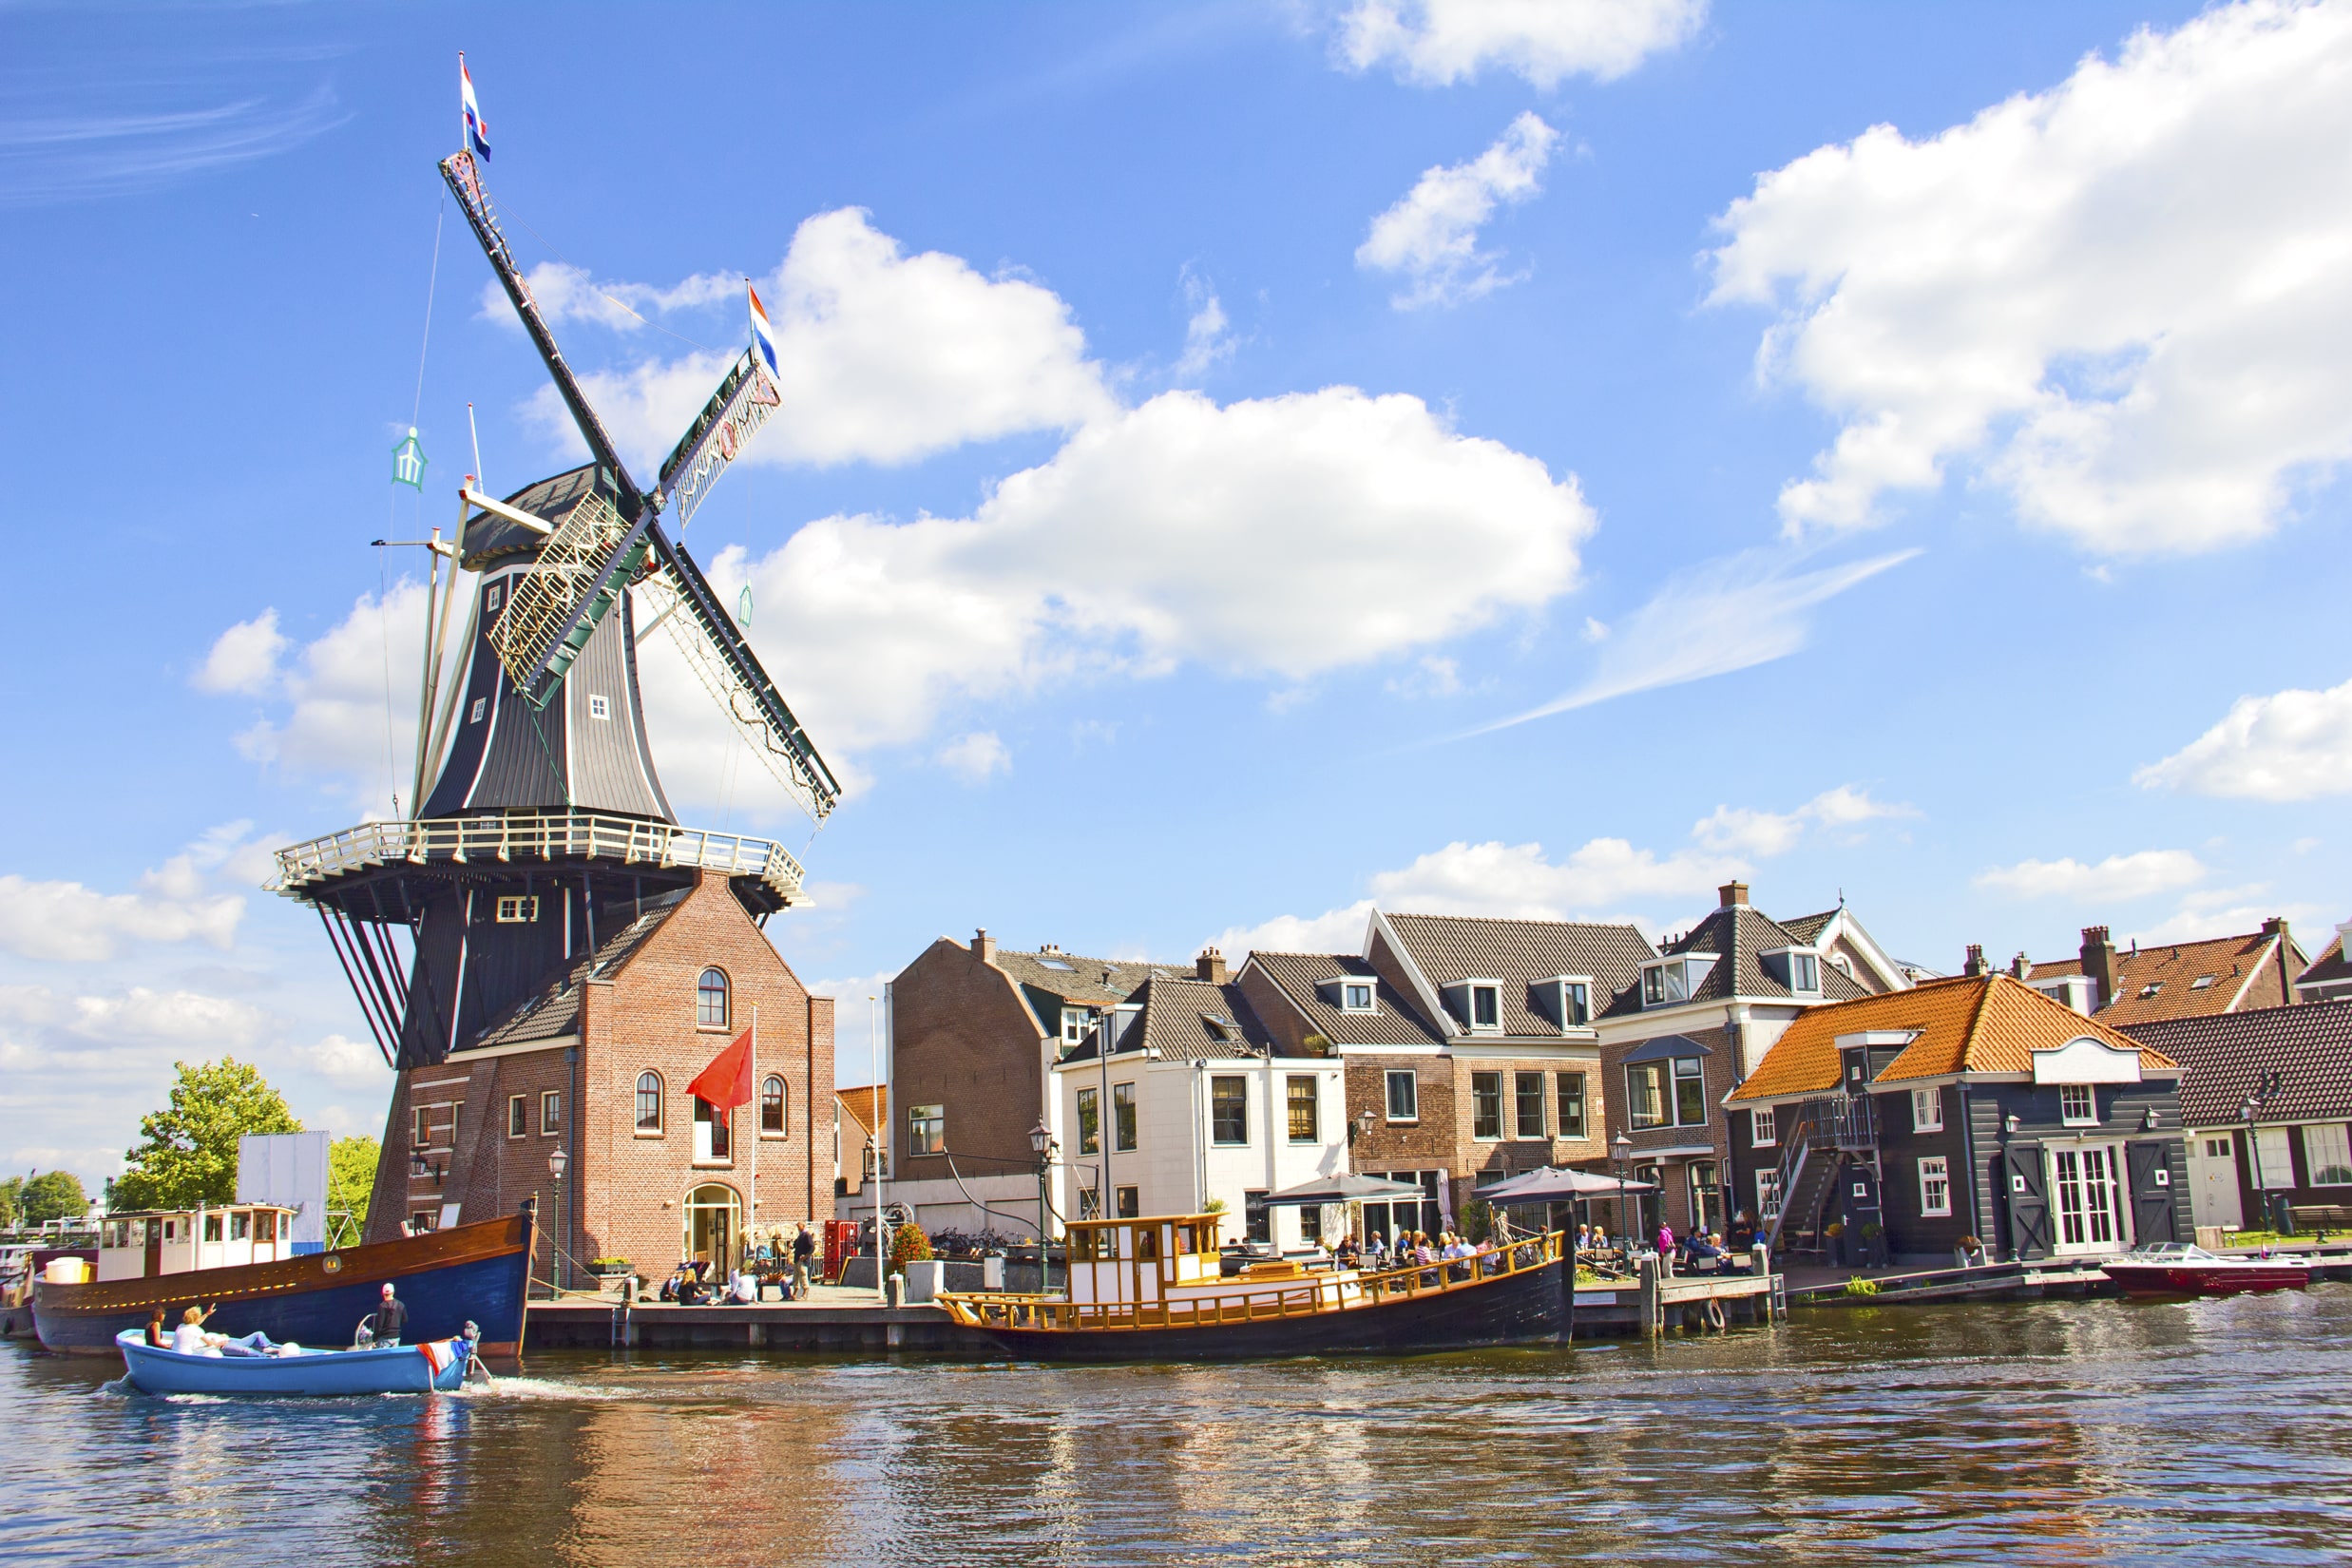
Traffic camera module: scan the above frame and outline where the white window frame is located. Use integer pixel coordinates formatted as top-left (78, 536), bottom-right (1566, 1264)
top-left (1061, 1007), bottom-right (1091, 1046)
top-left (507, 1095), bottom-right (526, 1139)
top-left (2253, 1126), bottom-right (2294, 1189)
top-left (2059, 1083), bottom-right (2096, 1126)
top-left (540, 1090), bottom-right (562, 1137)
top-left (2303, 1122), bottom-right (2352, 1187)
top-left (495, 894), bottom-right (538, 925)
top-left (1385, 1069), bottom-right (1419, 1123)
top-left (1750, 1106), bottom-right (1777, 1148)
top-left (1672, 1057), bottom-right (1708, 1128)
top-left (1757, 1169), bottom-right (1784, 1224)
top-left (1919, 1156), bottom-right (1952, 1217)
top-left (1911, 1087), bottom-right (1943, 1134)
top-left (1339, 981), bottom-right (1375, 1014)
top-left (587, 693), bottom-right (610, 721)
top-left (1470, 1071), bottom-right (1503, 1142)
top-left (907, 1102), bottom-right (945, 1157)
top-left (468, 697), bottom-right (487, 724)
top-left (1558, 977), bottom-right (1592, 1027)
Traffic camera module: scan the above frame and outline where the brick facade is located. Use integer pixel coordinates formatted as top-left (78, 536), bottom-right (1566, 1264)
top-left (367, 872), bottom-right (833, 1283)
top-left (889, 937), bottom-right (1049, 1180)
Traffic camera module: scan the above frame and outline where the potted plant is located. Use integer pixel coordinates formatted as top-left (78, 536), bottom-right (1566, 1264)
top-left (590, 1256), bottom-right (632, 1285)
top-left (1825, 1219), bottom-right (1845, 1267)
top-left (891, 1221), bottom-right (942, 1303)
top-left (1953, 1234), bottom-right (1985, 1269)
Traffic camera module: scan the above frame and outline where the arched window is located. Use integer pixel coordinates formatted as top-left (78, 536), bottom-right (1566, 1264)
top-left (696, 967), bottom-right (729, 1028)
top-left (761, 1075), bottom-right (787, 1135)
top-left (636, 1072), bottom-right (663, 1133)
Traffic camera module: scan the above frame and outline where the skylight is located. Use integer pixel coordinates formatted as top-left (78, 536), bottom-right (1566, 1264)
top-left (2138, 982), bottom-right (2163, 999)
top-left (2190, 974), bottom-right (2215, 989)
top-left (1037, 958), bottom-right (1073, 970)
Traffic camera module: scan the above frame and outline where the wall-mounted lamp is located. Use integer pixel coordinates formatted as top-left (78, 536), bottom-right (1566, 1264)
top-left (2004, 1113), bottom-right (2020, 1135)
top-left (1349, 1109), bottom-right (1377, 1145)
top-left (2142, 1106), bottom-right (2161, 1132)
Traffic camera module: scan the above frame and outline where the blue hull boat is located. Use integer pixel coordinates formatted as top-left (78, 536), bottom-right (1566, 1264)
top-left (115, 1330), bottom-right (473, 1396)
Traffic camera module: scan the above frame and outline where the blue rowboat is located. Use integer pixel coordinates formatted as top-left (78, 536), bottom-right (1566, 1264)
top-left (115, 1330), bottom-right (473, 1396)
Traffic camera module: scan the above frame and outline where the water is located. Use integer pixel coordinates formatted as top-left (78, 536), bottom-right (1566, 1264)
top-left (6, 1288), bottom-right (2350, 1566)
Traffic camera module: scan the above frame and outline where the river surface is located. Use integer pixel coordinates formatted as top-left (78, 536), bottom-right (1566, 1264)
top-left (5, 1287), bottom-right (2348, 1566)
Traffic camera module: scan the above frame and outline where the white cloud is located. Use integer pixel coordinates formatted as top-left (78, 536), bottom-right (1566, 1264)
top-left (1213, 900), bottom-right (1380, 962)
top-left (937, 731), bottom-right (1012, 783)
top-left (1692, 785), bottom-right (1917, 857)
top-left (1335, 0), bottom-right (1707, 86)
top-left (227, 579), bottom-right (431, 814)
top-left (296, 1033), bottom-right (390, 1089)
top-left (2125, 890), bottom-right (2329, 948)
top-left (0, 873), bottom-right (243, 963)
top-left (0, 84), bottom-right (350, 207)
top-left (1172, 269), bottom-right (1236, 383)
top-left (193, 609), bottom-right (288, 695)
top-left (1974, 850), bottom-right (2207, 902)
top-left (1471, 545), bottom-right (1915, 735)
top-left (809, 972), bottom-right (900, 1086)
top-left (1368, 836), bottom-right (1745, 918)
top-left (530, 208), bottom-right (1116, 472)
top-left (2134, 675), bottom-right (2352, 801)
top-left (483, 260), bottom-right (735, 333)
top-left (1357, 111), bottom-right (1559, 309)
top-left (1710, 0), bottom-right (2352, 554)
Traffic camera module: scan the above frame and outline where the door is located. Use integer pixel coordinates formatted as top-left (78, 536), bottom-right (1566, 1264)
top-left (143, 1218), bottom-right (161, 1279)
top-left (2124, 1141), bottom-right (2179, 1246)
top-left (2004, 1141), bottom-right (2051, 1259)
top-left (1843, 1164), bottom-right (1884, 1262)
top-left (2050, 1143), bottom-right (2129, 1255)
top-left (2189, 1135), bottom-right (2244, 1229)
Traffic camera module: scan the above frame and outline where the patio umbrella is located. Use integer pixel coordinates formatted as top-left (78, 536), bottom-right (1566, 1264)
top-left (1259, 1173), bottom-right (1427, 1207)
top-left (1476, 1166), bottom-right (1656, 1205)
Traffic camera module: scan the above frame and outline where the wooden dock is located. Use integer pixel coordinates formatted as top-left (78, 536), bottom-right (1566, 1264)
top-left (1573, 1262), bottom-right (1782, 1337)
top-left (1784, 1240), bottom-right (2352, 1309)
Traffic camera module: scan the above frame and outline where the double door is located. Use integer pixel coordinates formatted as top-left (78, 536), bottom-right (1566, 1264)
top-left (2049, 1142), bottom-right (2127, 1255)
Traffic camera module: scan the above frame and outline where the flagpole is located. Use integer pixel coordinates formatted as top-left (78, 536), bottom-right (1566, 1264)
top-left (749, 1004), bottom-right (758, 1270)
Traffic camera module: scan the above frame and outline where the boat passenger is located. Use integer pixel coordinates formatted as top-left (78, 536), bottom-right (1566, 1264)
top-left (145, 1310), bottom-right (169, 1348)
top-left (171, 1306), bottom-right (223, 1357)
top-left (374, 1283), bottom-right (409, 1348)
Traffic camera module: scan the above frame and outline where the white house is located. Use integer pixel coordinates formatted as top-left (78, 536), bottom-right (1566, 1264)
top-left (1051, 974), bottom-right (1349, 1252)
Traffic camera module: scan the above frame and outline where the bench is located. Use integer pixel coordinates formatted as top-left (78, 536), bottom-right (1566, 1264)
top-left (2287, 1204), bottom-right (2352, 1237)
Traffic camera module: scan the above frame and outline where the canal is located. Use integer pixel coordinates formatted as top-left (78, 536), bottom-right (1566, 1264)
top-left (4, 1286), bottom-right (2346, 1565)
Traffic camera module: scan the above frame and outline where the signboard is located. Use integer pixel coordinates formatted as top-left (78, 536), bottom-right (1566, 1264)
top-left (238, 1130), bottom-right (333, 1250)
top-left (659, 348), bottom-right (782, 529)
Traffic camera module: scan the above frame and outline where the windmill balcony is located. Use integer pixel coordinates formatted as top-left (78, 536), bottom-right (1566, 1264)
top-left (269, 810), bottom-right (805, 905)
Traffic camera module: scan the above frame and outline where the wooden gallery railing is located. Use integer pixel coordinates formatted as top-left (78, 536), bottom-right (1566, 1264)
top-left (940, 1232), bottom-right (1564, 1333)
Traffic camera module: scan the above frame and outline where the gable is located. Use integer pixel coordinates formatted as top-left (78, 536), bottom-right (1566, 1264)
top-left (2032, 1035), bottom-right (2145, 1085)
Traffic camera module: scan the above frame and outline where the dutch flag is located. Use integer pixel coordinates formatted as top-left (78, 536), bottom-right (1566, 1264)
top-left (460, 53), bottom-right (491, 161)
top-left (749, 282), bottom-right (779, 382)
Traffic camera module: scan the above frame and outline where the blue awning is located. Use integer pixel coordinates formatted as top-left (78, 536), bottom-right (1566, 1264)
top-left (1621, 1033), bottom-right (1711, 1065)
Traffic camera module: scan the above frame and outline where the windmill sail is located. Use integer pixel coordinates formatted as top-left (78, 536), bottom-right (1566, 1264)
top-left (659, 346), bottom-right (783, 531)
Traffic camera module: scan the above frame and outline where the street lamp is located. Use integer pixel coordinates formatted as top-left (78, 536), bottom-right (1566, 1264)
top-left (1029, 1119), bottom-right (1059, 1244)
top-left (548, 1145), bottom-right (569, 1294)
top-left (1612, 1131), bottom-right (1633, 1242)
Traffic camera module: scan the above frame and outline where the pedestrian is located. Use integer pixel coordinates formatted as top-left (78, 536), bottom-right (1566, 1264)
top-left (1655, 1220), bottom-right (1676, 1277)
top-left (373, 1281), bottom-right (409, 1347)
top-left (793, 1222), bottom-right (815, 1297)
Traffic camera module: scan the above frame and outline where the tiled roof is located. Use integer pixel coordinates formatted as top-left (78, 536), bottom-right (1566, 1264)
top-left (1605, 905), bottom-right (1871, 1016)
top-left (992, 947), bottom-right (1177, 1006)
top-left (465, 892), bottom-right (687, 1052)
top-left (2117, 1000), bottom-right (2352, 1126)
top-left (2055, 931), bottom-right (2302, 1025)
top-left (1129, 977), bottom-right (1285, 1061)
top-left (1731, 974), bottom-right (2176, 1101)
top-left (837, 1083), bottom-right (888, 1136)
top-left (2296, 930), bottom-right (2352, 995)
top-left (1244, 951), bottom-right (1449, 1047)
top-left (1383, 912), bottom-right (1654, 1035)
top-left (1778, 910), bottom-right (1837, 945)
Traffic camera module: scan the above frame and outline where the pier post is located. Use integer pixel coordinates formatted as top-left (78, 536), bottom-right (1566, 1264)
top-left (1638, 1254), bottom-right (1660, 1338)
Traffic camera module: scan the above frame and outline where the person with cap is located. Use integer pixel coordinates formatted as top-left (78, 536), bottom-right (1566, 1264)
top-left (373, 1281), bottom-right (409, 1347)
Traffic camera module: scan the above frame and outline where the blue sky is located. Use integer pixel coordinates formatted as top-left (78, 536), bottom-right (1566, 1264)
top-left (7, 0), bottom-right (2352, 1190)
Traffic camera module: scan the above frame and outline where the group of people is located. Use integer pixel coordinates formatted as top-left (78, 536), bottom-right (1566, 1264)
top-left (1327, 1230), bottom-right (1497, 1280)
top-left (658, 1223), bottom-right (818, 1304)
top-left (1572, 1212), bottom-right (1766, 1276)
top-left (147, 1282), bottom-right (424, 1357)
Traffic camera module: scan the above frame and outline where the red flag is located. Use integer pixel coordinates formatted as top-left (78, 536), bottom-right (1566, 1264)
top-left (689, 1027), bottom-right (755, 1109)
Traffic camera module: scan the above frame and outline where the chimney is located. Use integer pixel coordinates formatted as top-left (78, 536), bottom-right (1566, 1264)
top-left (973, 927), bottom-right (997, 964)
top-left (1195, 947), bottom-right (1228, 985)
top-left (2011, 951), bottom-right (2031, 980)
top-left (2079, 926), bottom-right (2118, 1012)
top-left (1962, 944), bottom-right (1988, 978)
top-left (2265, 916), bottom-right (2295, 1003)
top-left (1719, 881), bottom-right (1750, 908)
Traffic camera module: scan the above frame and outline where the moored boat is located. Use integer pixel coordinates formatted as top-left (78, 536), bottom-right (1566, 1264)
top-left (2100, 1241), bottom-right (2313, 1296)
top-left (113, 1329), bottom-right (475, 1397)
top-left (33, 1205), bottom-right (535, 1366)
top-left (940, 1212), bottom-right (1570, 1362)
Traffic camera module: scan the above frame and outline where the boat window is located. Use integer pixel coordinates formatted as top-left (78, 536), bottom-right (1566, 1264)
top-left (231, 1212), bottom-right (250, 1241)
top-left (1135, 1227), bottom-right (1159, 1263)
top-left (204, 1215), bottom-right (222, 1243)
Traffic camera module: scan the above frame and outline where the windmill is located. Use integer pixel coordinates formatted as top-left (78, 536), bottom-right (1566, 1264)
top-left (271, 132), bottom-right (840, 1075)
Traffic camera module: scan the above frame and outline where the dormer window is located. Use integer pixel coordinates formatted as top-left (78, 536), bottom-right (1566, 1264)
top-left (1341, 981), bottom-right (1374, 1013)
top-left (1471, 984), bottom-right (1500, 1030)
top-left (1764, 947), bottom-right (1822, 994)
top-left (1639, 956), bottom-right (1715, 1007)
top-left (1537, 977), bottom-right (1592, 1028)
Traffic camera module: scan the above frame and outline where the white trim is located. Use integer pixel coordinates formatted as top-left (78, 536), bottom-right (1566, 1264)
top-left (1367, 908), bottom-right (1460, 1039)
top-left (2034, 1036), bottom-right (2144, 1085)
top-left (450, 1034), bottom-right (578, 1061)
top-left (2225, 935), bottom-right (2281, 1012)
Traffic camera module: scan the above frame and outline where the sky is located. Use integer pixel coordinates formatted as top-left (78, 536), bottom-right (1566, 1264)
top-left (6, 0), bottom-right (2352, 1194)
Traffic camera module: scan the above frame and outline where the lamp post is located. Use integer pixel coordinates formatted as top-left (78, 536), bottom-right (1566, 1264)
top-left (547, 1144), bottom-right (568, 1294)
top-left (1612, 1131), bottom-right (1633, 1243)
top-left (1029, 1120), bottom-right (1059, 1245)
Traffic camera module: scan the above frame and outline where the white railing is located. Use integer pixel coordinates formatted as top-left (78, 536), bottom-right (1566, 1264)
top-left (269, 811), bottom-right (805, 901)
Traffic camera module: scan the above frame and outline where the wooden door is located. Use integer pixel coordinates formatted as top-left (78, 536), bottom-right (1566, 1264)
top-left (2003, 1141), bottom-right (2051, 1259)
top-left (143, 1219), bottom-right (162, 1278)
top-left (2124, 1141), bottom-right (2178, 1246)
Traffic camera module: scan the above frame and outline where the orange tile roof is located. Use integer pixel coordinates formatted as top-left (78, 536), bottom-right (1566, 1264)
top-left (836, 1084), bottom-right (888, 1135)
top-left (1730, 974), bottom-right (2176, 1101)
top-left (2024, 929), bottom-right (2306, 1025)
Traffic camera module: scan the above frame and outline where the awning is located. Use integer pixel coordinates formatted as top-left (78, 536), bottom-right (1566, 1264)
top-left (1621, 1033), bottom-right (1711, 1065)
top-left (1258, 1173), bottom-right (1427, 1207)
top-left (1474, 1166), bottom-right (1658, 1205)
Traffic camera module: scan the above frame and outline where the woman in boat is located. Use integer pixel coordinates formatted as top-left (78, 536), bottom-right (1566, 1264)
top-left (144, 1310), bottom-right (168, 1348)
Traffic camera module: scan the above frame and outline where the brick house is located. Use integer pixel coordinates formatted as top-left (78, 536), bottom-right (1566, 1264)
top-left (367, 872), bottom-right (834, 1284)
top-left (2292, 919), bottom-right (2352, 1004)
top-left (1236, 908), bottom-right (1652, 1243)
top-left (2118, 999), bottom-right (2352, 1233)
top-left (1729, 974), bottom-right (2189, 1266)
top-left (1590, 882), bottom-right (1880, 1238)
top-left (2020, 920), bottom-right (2308, 1022)
top-left (870, 930), bottom-right (1177, 1236)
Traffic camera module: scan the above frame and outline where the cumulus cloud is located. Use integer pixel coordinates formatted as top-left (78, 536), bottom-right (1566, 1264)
top-left (937, 731), bottom-right (1012, 783)
top-left (1975, 850), bottom-right (2207, 902)
top-left (1470, 545), bottom-right (1915, 735)
top-left (224, 579), bottom-right (431, 814)
top-left (296, 1033), bottom-right (391, 1088)
top-left (1692, 785), bottom-right (1918, 857)
top-left (1357, 111), bottom-right (1559, 309)
top-left (0, 872), bottom-right (243, 964)
top-left (527, 208), bottom-right (1115, 472)
top-left (1710, 0), bottom-right (2352, 554)
top-left (1172, 270), bottom-right (1236, 383)
top-left (483, 260), bottom-right (736, 333)
top-left (2134, 675), bottom-right (2352, 801)
top-left (1369, 836), bottom-right (1744, 918)
top-left (1334, 0), bottom-right (1707, 86)
top-left (1212, 899), bottom-right (1382, 962)
top-left (193, 609), bottom-right (288, 695)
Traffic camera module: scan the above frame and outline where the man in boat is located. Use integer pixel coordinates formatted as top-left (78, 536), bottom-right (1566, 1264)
top-left (374, 1282), bottom-right (409, 1347)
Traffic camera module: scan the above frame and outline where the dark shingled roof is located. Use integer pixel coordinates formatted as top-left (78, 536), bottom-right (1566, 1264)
top-left (1383, 913), bottom-right (1654, 1035)
top-left (1777, 909), bottom-right (1837, 945)
top-left (1060, 976), bottom-right (1288, 1062)
top-left (1602, 904), bottom-right (1869, 1016)
top-left (461, 462), bottom-right (606, 568)
top-left (1244, 951), bottom-right (1449, 1047)
top-left (465, 891), bottom-right (686, 1052)
top-left (2296, 931), bottom-right (2352, 997)
top-left (2117, 999), bottom-right (2352, 1127)
top-left (992, 947), bottom-right (1177, 1007)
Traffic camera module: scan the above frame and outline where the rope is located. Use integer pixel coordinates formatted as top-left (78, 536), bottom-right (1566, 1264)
top-left (412, 191), bottom-right (446, 428)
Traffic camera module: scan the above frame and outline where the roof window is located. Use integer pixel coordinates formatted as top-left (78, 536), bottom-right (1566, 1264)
top-left (1037, 957), bottom-right (1073, 971)
top-left (1201, 1014), bottom-right (1240, 1042)
top-left (2190, 974), bottom-right (2215, 989)
top-left (1340, 981), bottom-right (1374, 1013)
top-left (2138, 982), bottom-right (2163, 999)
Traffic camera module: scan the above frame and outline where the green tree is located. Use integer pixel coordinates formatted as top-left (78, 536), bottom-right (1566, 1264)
top-left (114, 1059), bottom-right (300, 1211)
top-left (329, 1136), bottom-right (378, 1239)
top-left (21, 1170), bottom-right (88, 1225)
top-left (0, 1176), bottom-right (21, 1231)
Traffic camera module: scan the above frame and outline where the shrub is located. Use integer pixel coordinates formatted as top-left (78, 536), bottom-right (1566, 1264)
top-left (1844, 1276), bottom-right (1880, 1296)
top-left (889, 1221), bottom-right (933, 1272)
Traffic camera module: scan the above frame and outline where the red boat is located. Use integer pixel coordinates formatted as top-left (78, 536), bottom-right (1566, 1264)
top-left (2101, 1242), bottom-right (2314, 1296)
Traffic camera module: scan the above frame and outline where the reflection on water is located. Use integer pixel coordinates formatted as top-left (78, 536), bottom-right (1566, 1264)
top-left (5, 1288), bottom-right (2350, 1566)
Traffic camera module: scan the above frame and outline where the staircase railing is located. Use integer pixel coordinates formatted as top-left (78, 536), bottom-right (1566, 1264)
top-left (1761, 1096), bottom-right (1881, 1254)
